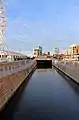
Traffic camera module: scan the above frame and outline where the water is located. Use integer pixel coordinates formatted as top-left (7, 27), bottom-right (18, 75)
top-left (1, 67), bottom-right (79, 120)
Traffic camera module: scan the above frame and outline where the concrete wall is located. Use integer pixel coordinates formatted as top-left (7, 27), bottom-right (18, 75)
top-left (52, 60), bottom-right (79, 84)
top-left (0, 60), bottom-right (36, 111)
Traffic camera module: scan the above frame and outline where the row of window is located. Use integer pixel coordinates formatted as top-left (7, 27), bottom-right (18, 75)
top-left (0, 55), bottom-right (26, 58)
top-left (0, 55), bottom-right (7, 58)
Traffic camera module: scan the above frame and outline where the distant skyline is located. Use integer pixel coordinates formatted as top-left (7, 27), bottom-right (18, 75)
top-left (4, 0), bottom-right (79, 53)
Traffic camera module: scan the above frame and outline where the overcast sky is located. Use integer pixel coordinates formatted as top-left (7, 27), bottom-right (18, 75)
top-left (4, 0), bottom-right (79, 53)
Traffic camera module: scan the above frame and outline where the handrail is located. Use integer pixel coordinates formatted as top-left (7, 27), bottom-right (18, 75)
top-left (0, 60), bottom-right (36, 78)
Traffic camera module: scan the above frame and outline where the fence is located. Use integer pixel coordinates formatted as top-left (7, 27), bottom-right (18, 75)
top-left (0, 60), bottom-right (36, 78)
top-left (53, 60), bottom-right (79, 83)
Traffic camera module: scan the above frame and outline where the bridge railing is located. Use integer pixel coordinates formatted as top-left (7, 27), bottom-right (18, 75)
top-left (0, 60), bottom-right (36, 78)
top-left (53, 60), bottom-right (79, 83)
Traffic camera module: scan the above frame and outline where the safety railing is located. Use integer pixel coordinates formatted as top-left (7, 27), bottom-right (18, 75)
top-left (0, 60), bottom-right (36, 78)
top-left (53, 60), bottom-right (79, 83)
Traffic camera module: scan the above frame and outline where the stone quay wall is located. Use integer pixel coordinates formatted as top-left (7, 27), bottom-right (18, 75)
top-left (0, 60), bottom-right (36, 111)
top-left (52, 60), bottom-right (79, 84)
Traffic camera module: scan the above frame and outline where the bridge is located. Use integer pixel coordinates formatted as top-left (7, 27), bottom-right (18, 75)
top-left (35, 56), bottom-right (52, 68)
top-left (35, 56), bottom-right (52, 60)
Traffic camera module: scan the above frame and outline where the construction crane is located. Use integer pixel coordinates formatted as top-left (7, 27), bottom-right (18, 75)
top-left (0, 0), bottom-right (6, 50)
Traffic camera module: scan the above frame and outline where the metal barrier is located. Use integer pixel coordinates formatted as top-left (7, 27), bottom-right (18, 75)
top-left (53, 60), bottom-right (79, 83)
top-left (0, 60), bottom-right (36, 78)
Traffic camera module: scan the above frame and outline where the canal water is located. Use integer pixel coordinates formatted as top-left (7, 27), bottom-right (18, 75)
top-left (1, 67), bottom-right (79, 120)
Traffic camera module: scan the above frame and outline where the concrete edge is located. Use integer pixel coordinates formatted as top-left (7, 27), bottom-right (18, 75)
top-left (52, 64), bottom-right (79, 85)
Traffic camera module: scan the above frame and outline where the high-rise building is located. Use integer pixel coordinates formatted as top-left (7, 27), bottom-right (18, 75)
top-left (38, 46), bottom-right (42, 55)
top-left (53, 47), bottom-right (59, 55)
top-left (62, 44), bottom-right (79, 60)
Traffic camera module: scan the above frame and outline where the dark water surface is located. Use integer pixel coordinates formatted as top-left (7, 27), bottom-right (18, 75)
top-left (1, 67), bottom-right (79, 120)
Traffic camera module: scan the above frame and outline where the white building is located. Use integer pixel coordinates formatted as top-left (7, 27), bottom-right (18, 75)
top-left (0, 50), bottom-right (27, 62)
top-left (53, 48), bottom-right (59, 55)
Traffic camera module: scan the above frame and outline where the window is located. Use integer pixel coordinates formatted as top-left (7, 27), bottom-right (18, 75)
top-left (2, 55), bottom-right (4, 58)
top-left (76, 49), bottom-right (78, 54)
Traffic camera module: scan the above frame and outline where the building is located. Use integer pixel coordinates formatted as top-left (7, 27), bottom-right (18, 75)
top-left (38, 46), bottom-right (42, 55)
top-left (33, 46), bottom-right (42, 57)
top-left (66, 44), bottom-right (79, 60)
top-left (0, 50), bottom-right (27, 62)
top-left (53, 47), bottom-right (59, 55)
top-left (47, 52), bottom-right (50, 56)
top-left (53, 48), bottom-right (59, 59)
top-left (33, 48), bottom-right (39, 57)
top-left (62, 44), bottom-right (79, 60)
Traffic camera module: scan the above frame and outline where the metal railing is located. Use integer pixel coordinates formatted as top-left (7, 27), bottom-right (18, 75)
top-left (0, 60), bottom-right (36, 78)
top-left (53, 60), bottom-right (79, 83)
